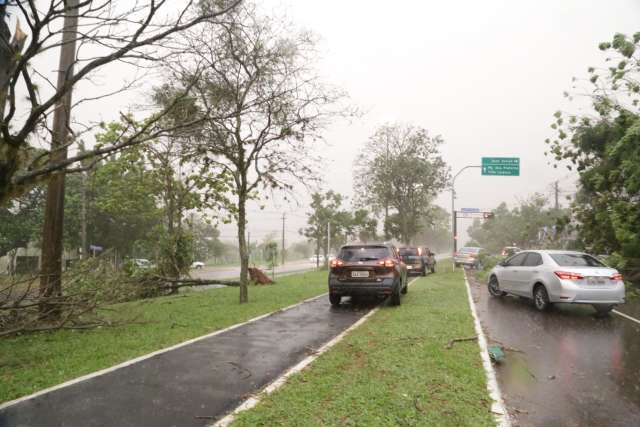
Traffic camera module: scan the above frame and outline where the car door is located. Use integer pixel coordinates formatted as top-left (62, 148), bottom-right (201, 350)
top-left (512, 252), bottom-right (542, 296)
top-left (499, 252), bottom-right (529, 292)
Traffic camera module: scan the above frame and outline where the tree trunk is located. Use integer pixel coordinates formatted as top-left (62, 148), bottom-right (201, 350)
top-left (39, 1), bottom-right (80, 318)
top-left (237, 193), bottom-right (249, 304)
top-left (315, 235), bottom-right (320, 269)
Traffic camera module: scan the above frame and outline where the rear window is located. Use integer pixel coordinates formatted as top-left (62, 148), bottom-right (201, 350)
top-left (550, 253), bottom-right (605, 267)
top-left (339, 246), bottom-right (391, 262)
top-left (460, 247), bottom-right (480, 254)
top-left (398, 248), bottom-right (419, 256)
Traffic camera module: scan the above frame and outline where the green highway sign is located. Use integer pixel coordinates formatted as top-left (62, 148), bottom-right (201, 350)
top-left (481, 157), bottom-right (520, 176)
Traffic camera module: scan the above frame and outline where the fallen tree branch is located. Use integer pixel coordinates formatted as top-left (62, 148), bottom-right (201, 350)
top-left (445, 336), bottom-right (478, 349)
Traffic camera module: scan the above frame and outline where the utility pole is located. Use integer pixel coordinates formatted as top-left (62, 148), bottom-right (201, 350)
top-left (40, 0), bottom-right (80, 317)
top-left (450, 165), bottom-right (481, 268)
top-left (554, 180), bottom-right (559, 210)
top-left (281, 213), bottom-right (286, 266)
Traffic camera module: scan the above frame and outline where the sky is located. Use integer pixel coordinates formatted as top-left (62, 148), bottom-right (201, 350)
top-left (14, 1), bottom-right (638, 248)
top-left (223, 0), bottom-right (639, 247)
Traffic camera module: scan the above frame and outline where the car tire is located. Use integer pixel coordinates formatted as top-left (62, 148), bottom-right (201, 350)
top-left (401, 280), bottom-right (408, 294)
top-left (390, 283), bottom-right (401, 306)
top-left (329, 293), bottom-right (341, 307)
top-left (533, 285), bottom-right (551, 312)
top-left (430, 266), bottom-right (436, 274)
top-left (593, 304), bottom-right (614, 316)
top-left (421, 267), bottom-right (427, 277)
top-left (488, 276), bottom-right (506, 297)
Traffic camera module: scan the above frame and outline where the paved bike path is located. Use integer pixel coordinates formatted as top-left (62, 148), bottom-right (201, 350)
top-left (0, 296), bottom-right (369, 427)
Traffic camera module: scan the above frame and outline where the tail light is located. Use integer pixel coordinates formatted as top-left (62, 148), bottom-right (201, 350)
top-left (554, 271), bottom-right (584, 280)
top-left (610, 273), bottom-right (623, 281)
top-left (501, 251), bottom-right (507, 256)
top-left (330, 259), bottom-right (344, 269)
top-left (378, 258), bottom-right (395, 268)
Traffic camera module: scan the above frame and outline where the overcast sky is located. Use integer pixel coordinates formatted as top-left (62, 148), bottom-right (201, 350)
top-left (219, 0), bottom-right (638, 247)
top-left (44, 1), bottom-right (639, 247)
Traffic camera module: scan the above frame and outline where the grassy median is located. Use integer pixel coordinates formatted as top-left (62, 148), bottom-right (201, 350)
top-left (0, 270), bottom-right (327, 404)
top-left (232, 267), bottom-right (494, 427)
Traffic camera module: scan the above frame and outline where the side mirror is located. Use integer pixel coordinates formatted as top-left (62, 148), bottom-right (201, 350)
top-left (498, 261), bottom-right (507, 267)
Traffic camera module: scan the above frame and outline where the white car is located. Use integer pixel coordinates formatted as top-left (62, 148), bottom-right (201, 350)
top-left (191, 261), bottom-right (205, 269)
top-left (487, 250), bottom-right (625, 314)
top-left (308, 255), bottom-right (326, 263)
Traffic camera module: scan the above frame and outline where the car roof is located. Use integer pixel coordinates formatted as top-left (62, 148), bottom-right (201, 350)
top-left (518, 250), bottom-right (589, 255)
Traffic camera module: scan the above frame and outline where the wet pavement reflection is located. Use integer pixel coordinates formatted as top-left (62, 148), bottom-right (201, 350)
top-left (467, 272), bottom-right (640, 426)
top-left (0, 296), bottom-right (376, 427)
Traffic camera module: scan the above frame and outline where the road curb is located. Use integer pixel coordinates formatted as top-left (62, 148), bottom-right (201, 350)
top-left (213, 277), bottom-right (420, 427)
top-left (463, 270), bottom-right (511, 427)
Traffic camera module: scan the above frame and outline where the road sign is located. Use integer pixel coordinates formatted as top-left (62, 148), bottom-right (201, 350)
top-left (482, 157), bottom-right (520, 176)
top-left (461, 207), bottom-right (480, 213)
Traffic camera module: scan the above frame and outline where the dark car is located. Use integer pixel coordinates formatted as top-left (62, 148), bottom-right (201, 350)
top-left (399, 246), bottom-right (426, 276)
top-left (328, 243), bottom-right (408, 306)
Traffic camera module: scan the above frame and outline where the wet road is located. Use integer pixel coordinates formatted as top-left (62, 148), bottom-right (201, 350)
top-left (191, 260), bottom-right (318, 281)
top-left (467, 271), bottom-right (640, 426)
top-left (0, 296), bottom-right (371, 427)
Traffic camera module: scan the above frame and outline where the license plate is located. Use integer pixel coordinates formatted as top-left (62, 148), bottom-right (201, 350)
top-left (407, 265), bottom-right (413, 269)
top-left (587, 277), bottom-right (606, 285)
top-left (351, 271), bottom-right (369, 278)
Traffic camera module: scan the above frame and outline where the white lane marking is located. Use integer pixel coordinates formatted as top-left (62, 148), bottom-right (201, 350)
top-left (213, 277), bottom-right (420, 427)
top-left (0, 292), bottom-right (328, 411)
top-left (612, 309), bottom-right (640, 325)
top-left (463, 271), bottom-right (511, 427)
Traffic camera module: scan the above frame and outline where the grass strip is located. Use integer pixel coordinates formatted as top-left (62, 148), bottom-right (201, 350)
top-left (232, 268), bottom-right (495, 427)
top-left (0, 270), bottom-right (328, 404)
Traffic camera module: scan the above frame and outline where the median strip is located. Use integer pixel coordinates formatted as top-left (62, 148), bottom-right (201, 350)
top-left (229, 268), bottom-right (495, 426)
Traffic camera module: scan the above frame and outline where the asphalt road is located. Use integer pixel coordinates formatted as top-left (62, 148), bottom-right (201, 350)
top-left (467, 271), bottom-right (640, 426)
top-left (191, 259), bottom-right (318, 281)
top-left (0, 296), bottom-right (372, 427)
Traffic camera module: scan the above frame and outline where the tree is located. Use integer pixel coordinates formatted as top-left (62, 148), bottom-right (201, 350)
top-left (349, 209), bottom-right (378, 243)
top-left (0, 186), bottom-right (44, 274)
top-left (547, 32), bottom-right (640, 275)
top-left (302, 191), bottom-right (352, 267)
top-left (0, 0), bottom-right (241, 205)
top-left (354, 124), bottom-right (450, 244)
top-left (166, 2), bottom-right (346, 302)
top-left (467, 195), bottom-right (569, 253)
top-left (413, 205), bottom-right (451, 253)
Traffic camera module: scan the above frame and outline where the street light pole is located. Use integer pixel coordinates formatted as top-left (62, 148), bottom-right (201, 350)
top-left (451, 165), bottom-right (481, 264)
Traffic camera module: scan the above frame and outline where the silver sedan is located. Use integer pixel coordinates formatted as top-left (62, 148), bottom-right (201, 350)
top-left (487, 250), bottom-right (625, 314)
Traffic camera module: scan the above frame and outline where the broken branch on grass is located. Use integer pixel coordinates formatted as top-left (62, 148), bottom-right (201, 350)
top-left (445, 336), bottom-right (478, 349)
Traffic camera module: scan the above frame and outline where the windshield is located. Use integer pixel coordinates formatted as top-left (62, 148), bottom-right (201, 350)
top-left (398, 248), bottom-right (419, 256)
top-left (339, 246), bottom-right (391, 262)
top-left (460, 247), bottom-right (480, 254)
top-left (550, 253), bottom-right (605, 267)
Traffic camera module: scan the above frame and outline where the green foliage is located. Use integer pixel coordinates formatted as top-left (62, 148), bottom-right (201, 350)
top-left (467, 195), bottom-right (570, 253)
top-left (157, 229), bottom-right (194, 279)
top-left (0, 187), bottom-right (44, 260)
top-left (354, 124), bottom-right (450, 244)
top-left (547, 32), bottom-right (640, 276)
top-left (301, 192), bottom-right (378, 260)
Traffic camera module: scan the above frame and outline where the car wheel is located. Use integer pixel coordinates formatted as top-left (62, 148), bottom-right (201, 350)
top-left (533, 285), bottom-right (551, 312)
top-left (430, 266), bottom-right (436, 274)
top-left (593, 304), bottom-right (614, 316)
top-left (401, 280), bottom-right (408, 294)
top-left (390, 283), bottom-right (401, 306)
top-left (421, 268), bottom-right (426, 277)
top-left (329, 293), bottom-right (341, 307)
top-left (488, 276), bottom-right (506, 297)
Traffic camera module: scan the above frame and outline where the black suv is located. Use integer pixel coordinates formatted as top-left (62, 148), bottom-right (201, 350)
top-left (328, 243), bottom-right (408, 306)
